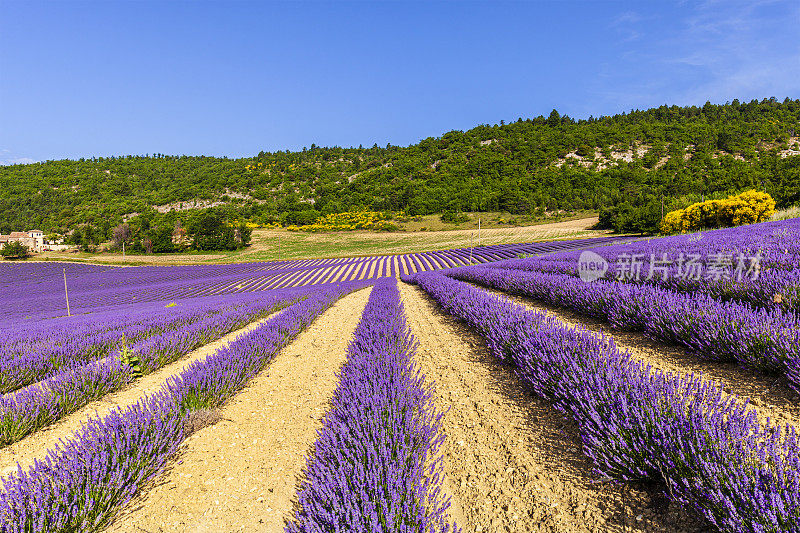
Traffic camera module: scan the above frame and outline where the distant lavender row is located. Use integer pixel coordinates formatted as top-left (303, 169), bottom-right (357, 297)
top-left (491, 257), bottom-right (800, 310)
top-left (0, 296), bottom-right (251, 393)
top-left (0, 282), bottom-right (363, 531)
top-left (287, 279), bottom-right (456, 533)
top-left (1, 288), bottom-right (294, 357)
top-left (409, 272), bottom-right (800, 532)
top-left (528, 218), bottom-right (800, 270)
top-left (0, 236), bottom-right (623, 322)
top-left (447, 267), bottom-right (800, 389)
top-left (492, 218), bottom-right (800, 309)
top-left (0, 289), bottom-right (305, 447)
top-left (0, 298), bottom-right (185, 364)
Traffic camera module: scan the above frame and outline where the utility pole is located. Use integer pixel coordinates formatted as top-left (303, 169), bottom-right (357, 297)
top-left (277, 235), bottom-right (280, 261)
top-left (122, 241), bottom-right (125, 259)
top-left (63, 268), bottom-right (71, 317)
top-left (477, 218), bottom-right (481, 248)
top-left (661, 196), bottom-right (664, 219)
top-left (468, 232), bottom-right (474, 264)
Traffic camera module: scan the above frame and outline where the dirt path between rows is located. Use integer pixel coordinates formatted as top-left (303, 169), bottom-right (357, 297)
top-left (105, 287), bottom-right (372, 533)
top-left (480, 285), bottom-right (800, 430)
top-left (398, 284), bottom-right (705, 533)
top-left (0, 308), bottom-right (294, 478)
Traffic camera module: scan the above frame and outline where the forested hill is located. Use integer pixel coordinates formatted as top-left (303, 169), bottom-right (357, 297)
top-left (2, 97), bottom-right (800, 235)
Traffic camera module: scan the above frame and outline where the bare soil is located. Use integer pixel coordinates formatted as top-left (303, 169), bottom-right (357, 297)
top-left (482, 285), bottom-right (800, 430)
top-left (399, 284), bottom-right (707, 533)
top-left (104, 288), bottom-right (371, 532)
top-left (0, 310), bottom-right (287, 478)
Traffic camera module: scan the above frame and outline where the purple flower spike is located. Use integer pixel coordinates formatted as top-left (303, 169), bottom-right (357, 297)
top-left (287, 279), bottom-right (458, 533)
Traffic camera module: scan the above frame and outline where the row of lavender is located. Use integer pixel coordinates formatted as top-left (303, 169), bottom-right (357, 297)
top-left (447, 267), bottom-right (800, 390)
top-left (494, 218), bottom-right (800, 309)
top-left (0, 291), bottom-right (302, 394)
top-left (409, 271), bottom-right (799, 532)
top-left (0, 282), bottom-right (366, 531)
top-left (288, 280), bottom-right (455, 532)
top-left (0, 289), bottom-right (306, 446)
top-left (0, 236), bottom-right (624, 322)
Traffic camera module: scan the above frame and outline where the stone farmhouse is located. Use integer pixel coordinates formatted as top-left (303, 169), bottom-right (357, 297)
top-left (0, 230), bottom-right (45, 252)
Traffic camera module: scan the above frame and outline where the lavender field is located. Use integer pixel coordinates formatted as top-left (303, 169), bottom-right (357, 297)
top-left (1, 225), bottom-right (798, 532)
top-left (0, 236), bottom-right (622, 322)
top-left (407, 218), bottom-right (800, 532)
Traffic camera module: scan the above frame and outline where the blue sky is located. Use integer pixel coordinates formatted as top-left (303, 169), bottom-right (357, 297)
top-left (1, 0), bottom-right (798, 164)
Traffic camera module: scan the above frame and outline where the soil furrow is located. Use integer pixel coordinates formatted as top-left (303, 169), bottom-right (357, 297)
top-left (398, 283), bottom-right (704, 533)
top-left (104, 287), bottom-right (372, 532)
top-left (0, 308), bottom-right (289, 478)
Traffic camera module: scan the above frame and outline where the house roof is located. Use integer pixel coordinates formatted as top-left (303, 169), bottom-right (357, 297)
top-left (28, 230), bottom-right (43, 233)
top-left (8, 232), bottom-right (28, 238)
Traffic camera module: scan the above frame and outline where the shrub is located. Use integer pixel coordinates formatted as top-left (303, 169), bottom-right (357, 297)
top-left (0, 241), bottom-right (29, 260)
top-left (660, 190), bottom-right (775, 234)
top-left (284, 210), bottom-right (397, 232)
top-left (440, 211), bottom-right (471, 224)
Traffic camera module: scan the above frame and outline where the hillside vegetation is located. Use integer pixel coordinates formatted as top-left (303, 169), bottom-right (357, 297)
top-left (2, 97), bottom-right (799, 237)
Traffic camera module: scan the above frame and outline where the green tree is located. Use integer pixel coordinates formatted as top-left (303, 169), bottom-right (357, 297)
top-left (235, 223), bottom-right (252, 247)
top-left (547, 109), bottom-right (561, 127)
top-left (1, 241), bottom-right (29, 259)
top-left (150, 225), bottom-right (176, 253)
top-left (187, 210), bottom-right (239, 251)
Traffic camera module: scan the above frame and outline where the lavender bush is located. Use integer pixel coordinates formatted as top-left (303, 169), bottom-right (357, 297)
top-left (287, 279), bottom-right (456, 533)
top-left (0, 292), bottom-right (294, 394)
top-left (0, 393), bottom-right (185, 532)
top-left (0, 282), bottom-right (365, 531)
top-left (493, 218), bottom-right (800, 310)
top-left (166, 282), bottom-right (367, 411)
top-left (0, 289), bottom-right (305, 447)
top-left (447, 266), bottom-right (800, 387)
top-left (409, 271), bottom-right (800, 532)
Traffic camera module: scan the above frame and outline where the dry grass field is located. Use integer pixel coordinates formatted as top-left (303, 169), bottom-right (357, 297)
top-left (35, 216), bottom-right (608, 266)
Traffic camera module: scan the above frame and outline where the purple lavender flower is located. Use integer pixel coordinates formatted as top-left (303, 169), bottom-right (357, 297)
top-left (0, 281), bottom-right (367, 531)
top-left (409, 271), bottom-right (800, 532)
top-left (287, 279), bottom-right (457, 533)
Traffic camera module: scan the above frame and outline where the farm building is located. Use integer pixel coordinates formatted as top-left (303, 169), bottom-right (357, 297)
top-left (0, 230), bottom-right (45, 252)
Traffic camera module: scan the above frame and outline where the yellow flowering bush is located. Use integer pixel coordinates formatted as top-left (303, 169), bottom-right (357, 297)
top-left (660, 190), bottom-right (775, 234)
top-left (285, 210), bottom-right (398, 232)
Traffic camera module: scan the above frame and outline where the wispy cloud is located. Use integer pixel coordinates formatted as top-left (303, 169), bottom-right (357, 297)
top-left (671, 0), bottom-right (800, 103)
top-left (590, 0), bottom-right (800, 113)
top-left (609, 10), bottom-right (646, 43)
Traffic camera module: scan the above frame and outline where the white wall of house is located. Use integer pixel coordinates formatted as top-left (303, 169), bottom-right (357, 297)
top-left (44, 244), bottom-right (71, 252)
top-left (0, 230), bottom-right (74, 253)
